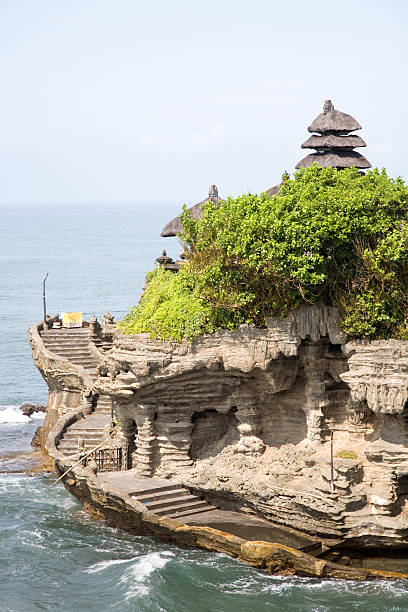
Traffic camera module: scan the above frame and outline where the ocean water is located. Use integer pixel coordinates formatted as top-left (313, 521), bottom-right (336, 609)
top-left (1, 202), bottom-right (408, 611)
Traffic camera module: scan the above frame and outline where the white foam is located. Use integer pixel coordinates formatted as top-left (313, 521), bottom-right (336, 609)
top-left (0, 405), bottom-right (45, 424)
top-left (84, 556), bottom-right (140, 574)
top-left (120, 551), bottom-right (174, 600)
top-left (0, 405), bottom-right (30, 423)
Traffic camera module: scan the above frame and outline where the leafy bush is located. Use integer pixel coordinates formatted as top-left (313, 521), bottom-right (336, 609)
top-left (180, 166), bottom-right (408, 339)
top-left (118, 266), bottom-right (214, 342)
top-left (121, 166), bottom-right (408, 341)
top-left (335, 449), bottom-right (358, 460)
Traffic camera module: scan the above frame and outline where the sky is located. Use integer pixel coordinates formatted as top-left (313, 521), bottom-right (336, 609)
top-left (0, 0), bottom-right (407, 204)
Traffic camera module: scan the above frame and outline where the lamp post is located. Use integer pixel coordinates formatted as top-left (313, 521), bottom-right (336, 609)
top-left (43, 273), bottom-right (49, 326)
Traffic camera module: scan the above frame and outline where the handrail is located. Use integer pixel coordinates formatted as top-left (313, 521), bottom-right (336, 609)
top-left (51, 434), bottom-right (112, 486)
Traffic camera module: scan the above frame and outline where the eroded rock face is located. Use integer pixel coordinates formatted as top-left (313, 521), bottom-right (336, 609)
top-left (31, 305), bottom-right (408, 548)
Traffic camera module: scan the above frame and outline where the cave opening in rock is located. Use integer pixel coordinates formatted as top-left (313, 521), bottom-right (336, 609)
top-left (190, 407), bottom-right (239, 460)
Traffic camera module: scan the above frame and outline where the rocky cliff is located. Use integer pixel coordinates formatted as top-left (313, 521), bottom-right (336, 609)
top-left (88, 304), bottom-right (408, 549)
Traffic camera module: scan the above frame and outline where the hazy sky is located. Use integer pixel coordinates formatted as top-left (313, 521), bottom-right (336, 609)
top-left (0, 0), bottom-right (407, 203)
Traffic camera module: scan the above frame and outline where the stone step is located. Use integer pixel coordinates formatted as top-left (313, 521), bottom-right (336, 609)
top-left (154, 500), bottom-right (212, 516)
top-left (51, 356), bottom-right (93, 362)
top-left (41, 330), bottom-right (89, 334)
top-left (41, 337), bottom-right (89, 342)
top-left (129, 483), bottom-right (181, 497)
top-left (165, 505), bottom-right (214, 519)
top-left (60, 353), bottom-right (95, 360)
top-left (58, 443), bottom-right (102, 453)
top-left (69, 424), bottom-right (107, 432)
top-left (63, 432), bottom-right (104, 441)
top-left (58, 434), bottom-right (104, 445)
top-left (42, 336), bottom-right (89, 342)
top-left (135, 488), bottom-right (189, 503)
top-left (62, 354), bottom-right (93, 359)
top-left (45, 347), bottom-right (91, 353)
top-left (69, 421), bottom-right (108, 430)
top-left (141, 494), bottom-right (199, 511)
top-left (44, 342), bottom-right (89, 346)
top-left (56, 358), bottom-right (94, 364)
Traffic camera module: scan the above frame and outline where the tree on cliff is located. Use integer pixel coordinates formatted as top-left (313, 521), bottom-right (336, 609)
top-left (120, 166), bottom-right (408, 341)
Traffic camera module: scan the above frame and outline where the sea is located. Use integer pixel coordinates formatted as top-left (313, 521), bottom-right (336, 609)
top-left (1, 202), bottom-right (408, 611)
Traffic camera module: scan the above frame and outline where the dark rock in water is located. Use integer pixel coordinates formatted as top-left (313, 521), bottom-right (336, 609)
top-left (19, 403), bottom-right (46, 417)
top-left (31, 425), bottom-right (44, 448)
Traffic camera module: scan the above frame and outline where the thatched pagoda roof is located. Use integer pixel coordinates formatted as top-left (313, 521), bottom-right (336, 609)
top-left (161, 185), bottom-right (222, 237)
top-left (296, 100), bottom-right (371, 171)
top-left (267, 183), bottom-right (281, 197)
top-left (295, 150), bottom-right (371, 170)
top-left (301, 134), bottom-right (366, 150)
top-left (266, 171), bottom-right (290, 197)
top-left (308, 100), bottom-right (361, 134)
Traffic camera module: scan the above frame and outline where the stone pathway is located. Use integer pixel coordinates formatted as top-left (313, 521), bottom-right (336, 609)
top-left (99, 472), bottom-right (321, 551)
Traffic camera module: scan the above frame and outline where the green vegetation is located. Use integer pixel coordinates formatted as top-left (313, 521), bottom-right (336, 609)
top-left (335, 449), bottom-right (358, 460)
top-left (120, 166), bottom-right (408, 342)
top-left (118, 266), bottom-right (214, 341)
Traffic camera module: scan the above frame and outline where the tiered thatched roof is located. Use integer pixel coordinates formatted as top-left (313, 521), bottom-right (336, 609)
top-left (161, 185), bottom-right (222, 237)
top-left (296, 100), bottom-right (371, 170)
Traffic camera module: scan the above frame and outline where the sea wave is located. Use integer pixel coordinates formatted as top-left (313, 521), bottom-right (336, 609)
top-left (84, 556), bottom-right (141, 574)
top-left (0, 405), bottom-right (44, 424)
top-left (120, 551), bottom-right (174, 600)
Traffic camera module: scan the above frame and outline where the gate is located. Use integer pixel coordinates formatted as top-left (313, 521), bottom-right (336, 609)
top-left (82, 447), bottom-right (123, 472)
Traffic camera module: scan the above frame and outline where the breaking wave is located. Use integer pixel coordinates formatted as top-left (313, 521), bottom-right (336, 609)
top-left (120, 551), bottom-right (175, 600)
top-left (0, 405), bottom-right (44, 424)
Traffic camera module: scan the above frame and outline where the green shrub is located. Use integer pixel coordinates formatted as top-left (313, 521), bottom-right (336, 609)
top-left (118, 266), bottom-right (215, 342)
top-left (121, 166), bottom-right (408, 341)
top-left (335, 449), bottom-right (358, 460)
top-left (180, 166), bottom-right (408, 339)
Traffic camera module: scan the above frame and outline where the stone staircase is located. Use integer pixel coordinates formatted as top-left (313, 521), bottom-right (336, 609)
top-left (40, 326), bottom-right (113, 457)
top-left (40, 328), bottom-right (97, 377)
top-left (130, 481), bottom-right (214, 519)
top-left (56, 410), bottom-right (110, 456)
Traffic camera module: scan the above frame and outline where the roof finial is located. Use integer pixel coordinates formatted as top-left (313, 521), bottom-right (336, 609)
top-left (209, 184), bottom-right (218, 197)
top-left (323, 99), bottom-right (334, 114)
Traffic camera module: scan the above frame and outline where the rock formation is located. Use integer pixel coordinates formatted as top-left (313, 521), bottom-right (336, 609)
top-left (75, 304), bottom-right (408, 549)
top-left (29, 304), bottom-right (408, 549)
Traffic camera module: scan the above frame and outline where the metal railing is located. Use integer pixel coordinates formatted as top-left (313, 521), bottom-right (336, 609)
top-left (82, 447), bottom-right (123, 472)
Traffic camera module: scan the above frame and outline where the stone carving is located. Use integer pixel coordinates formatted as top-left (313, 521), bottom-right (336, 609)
top-left (102, 312), bottom-right (115, 325)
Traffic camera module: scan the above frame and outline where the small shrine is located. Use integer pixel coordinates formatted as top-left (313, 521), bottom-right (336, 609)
top-left (155, 250), bottom-right (179, 273)
top-left (295, 100), bottom-right (371, 170)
